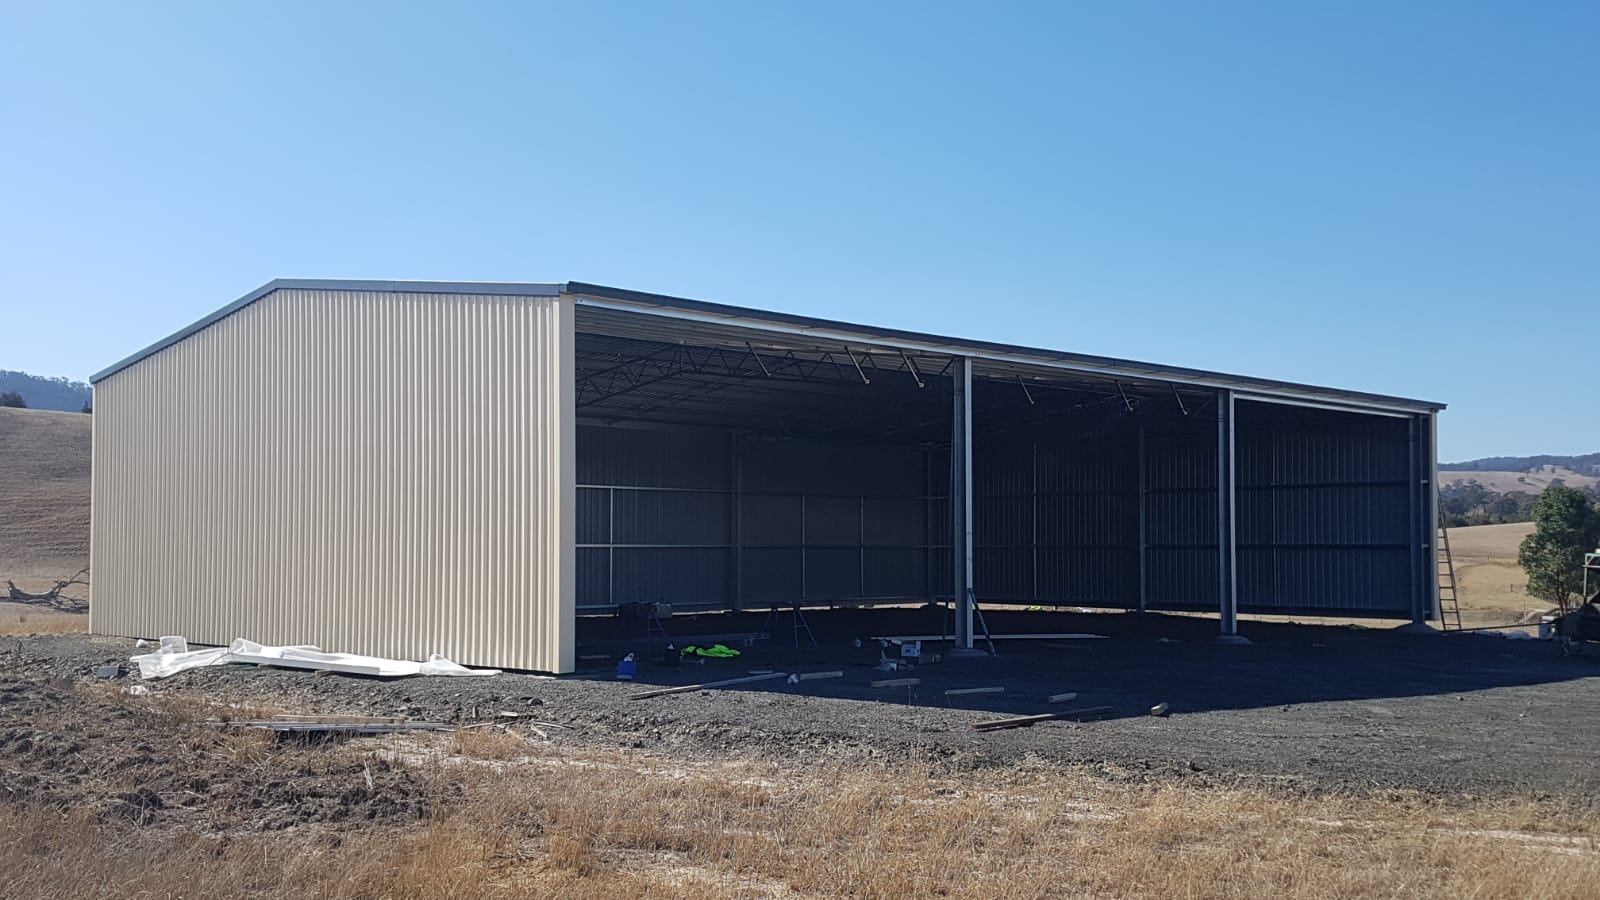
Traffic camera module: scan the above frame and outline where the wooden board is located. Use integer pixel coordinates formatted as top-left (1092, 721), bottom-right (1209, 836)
top-left (971, 706), bottom-right (1113, 732)
top-left (870, 677), bottom-right (921, 688)
top-left (626, 672), bottom-right (789, 700)
top-left (944, 687), bottom-right (1004, 696)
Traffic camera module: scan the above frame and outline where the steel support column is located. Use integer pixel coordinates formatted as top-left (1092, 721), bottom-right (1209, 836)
top-left (1424, 412), bottom-right (1441, 622)
top-left (1137, 421), bottom-right (1148, 613)
top-left (951, 357), bottom-right (974, 649)
top-left (1407, 416), bottom-right (1423, 624)
top-left (730, 434), bottom-right (743, 613)
top-left (1217, 390), bottom-right (1239, 636)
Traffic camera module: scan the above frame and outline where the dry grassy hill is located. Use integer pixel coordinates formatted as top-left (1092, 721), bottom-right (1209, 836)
top-left (1444, 521), bottom-right (1546, 627)
top-left (0, 406), bottom-right (91, 591)
top-left (1438, 465), bottom-right (1599, 494)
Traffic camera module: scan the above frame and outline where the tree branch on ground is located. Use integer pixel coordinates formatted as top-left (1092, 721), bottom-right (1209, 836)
top-left (5, 567), bottom-right (89, 613)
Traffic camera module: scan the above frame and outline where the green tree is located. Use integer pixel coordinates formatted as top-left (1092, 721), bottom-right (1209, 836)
top-left (0, 391), bottom-right (25, 408)
top-left (1518, 486), bottom-right (1600, 612)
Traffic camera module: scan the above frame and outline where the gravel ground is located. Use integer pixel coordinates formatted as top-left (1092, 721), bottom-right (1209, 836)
top-left (6, 609), bottom-right (1599, 801)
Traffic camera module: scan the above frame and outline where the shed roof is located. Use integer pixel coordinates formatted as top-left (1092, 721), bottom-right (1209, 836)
top-left (91, 278), bottom-right (1444, 414)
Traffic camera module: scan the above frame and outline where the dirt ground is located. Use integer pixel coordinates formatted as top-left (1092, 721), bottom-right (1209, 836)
top-left (10, 606), bottom-right (1599, 802)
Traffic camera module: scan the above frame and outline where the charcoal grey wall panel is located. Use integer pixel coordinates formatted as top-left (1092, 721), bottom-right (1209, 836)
top-left (1037, 438), bottom-right (1136, 493)
top-left (975, 547), bottom-right (1031, 599)
top-left (1233, 401), bottom-right (1413, 615)
top-left (1037, 493), bottom-right (1137, 547)
top-left (1145, 490), bottom-right (1216, 547)
top-left (576, 547), bottom-right (611, 608)
top-left (975, 495), bottom-right (1031, 547)
top-left (1241, 547), bottom-right (1411, 612)
top-left (930, 547), bottom-right (952, 598)
top-left (974, 443), bottom-right (1032, 496)
top-left (864, 498), bottom-right (924, 546)
top-left (740, 494), bottom-right (803, 545)
top-left (804, 548), bottom-right (861, 598)
top-left (1147, 547), bottom-right (1218, 609)
top-left (577, 488), bottom-right (610, 544)
top-left (578, 424), bottom-right (728, 488)
top-left (1037, 548), bottom-right (1138, 605)
top-left (1144, 429), bottom-right (1216, 491)
top-left (742, 441), bottom-right (923, 496)
top-left (742, 548), bottom-right (802, 602)
top-left (804, 495), bottom-right (862, 545)
top-left (612, 489), bottom-right (730, 545)
top-left (863, 548), bottom-right (927, 596)
top-left (612, 548), bottom-right (729, 607)
top-left (1237, 485), bottom-right (1410, 545)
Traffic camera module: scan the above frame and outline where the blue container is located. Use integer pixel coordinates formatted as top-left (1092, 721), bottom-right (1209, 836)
top-left (617, 654), bottom-right (638, 680)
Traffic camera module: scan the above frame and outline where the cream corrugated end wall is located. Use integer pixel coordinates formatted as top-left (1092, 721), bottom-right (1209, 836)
top-left (90, 288), bottom-right (576, 673)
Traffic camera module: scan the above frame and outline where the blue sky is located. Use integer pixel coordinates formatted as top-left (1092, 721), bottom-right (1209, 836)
top-left (1, 2), bottom-right (1594, 461)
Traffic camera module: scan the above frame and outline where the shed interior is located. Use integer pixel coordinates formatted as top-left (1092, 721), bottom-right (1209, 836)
top-left (573, 306), bottom-right (1425, 623)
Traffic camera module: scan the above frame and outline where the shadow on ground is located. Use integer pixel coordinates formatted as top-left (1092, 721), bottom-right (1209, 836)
top-left (575, 607), bottom-right (1585, 722)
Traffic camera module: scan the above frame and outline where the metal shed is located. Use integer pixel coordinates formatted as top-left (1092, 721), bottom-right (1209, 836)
top-left (89, 279), bottom-right (1445, 673)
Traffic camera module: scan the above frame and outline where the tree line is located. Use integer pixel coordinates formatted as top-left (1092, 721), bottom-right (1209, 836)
top-left (1439, 480), bottom-right (1600, 528)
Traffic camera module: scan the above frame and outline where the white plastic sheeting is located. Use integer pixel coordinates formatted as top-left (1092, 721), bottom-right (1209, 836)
top-left (130, 637), bottom-right (502, 680)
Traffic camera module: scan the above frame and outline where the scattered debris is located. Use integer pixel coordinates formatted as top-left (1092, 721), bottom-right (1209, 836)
top-left (870, 677), bottom-right (920, 688)
top-left (93, 664), bottom-right (124, 679)
top-left (870, 633), bottom-right (1108, 642)
top-left (215, 717), bottom-right (453, 735)
top-left (129, 637), bottom-right (501, 680)
top-left (971, 707), bottom-right (1113, 732)
top-left (1048, 692), bottom-right (1079, 704)
top-left (944, 687), bottom-right (1004, 696)
top-left (627, 672), bottom-right (789, 700)
top-left (1151, 702), bottom-right (1170, 717)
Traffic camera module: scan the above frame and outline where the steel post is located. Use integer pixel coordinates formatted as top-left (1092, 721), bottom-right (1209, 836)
top-left (1217, 390), bottom-right (1239, 637)
top-left (951, 357), bottom-right (974, 649)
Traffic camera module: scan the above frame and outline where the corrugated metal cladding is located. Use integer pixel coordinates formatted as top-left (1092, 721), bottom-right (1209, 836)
top-left (973, 436), bottom-right (1141, 606)
top-left (1143, 422), bottom-right (1220, 611)
top-left (966, 408), bottom-right (1417, 617)
top-left (1234, 402), bottom-right (1413, 615)
top-left (576, 425), bottom-right (933, 610)
top-left (91, 289), bottom-right (576, 672)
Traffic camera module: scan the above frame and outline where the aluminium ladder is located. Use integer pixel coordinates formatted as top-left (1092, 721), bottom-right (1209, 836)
top-left (1436, 514), bottom-right (1463, 632)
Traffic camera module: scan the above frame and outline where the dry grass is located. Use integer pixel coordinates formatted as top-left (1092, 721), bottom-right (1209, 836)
top-left (451, 726), bottom-right (535, 760)
top-left (0, 602), bottom-right (87, 635)
top-left (0, 407), bottom-right (91, 588)
top-left (3, 734), bottom-right (1599, 899)
top-left (1446, 522), bottom-right (1547, 627)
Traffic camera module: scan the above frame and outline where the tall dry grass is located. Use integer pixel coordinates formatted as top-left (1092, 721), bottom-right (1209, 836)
top-left (0, 603), bottom-right (86, 636)
top-left (3, 730), bottom-right (1597, 900)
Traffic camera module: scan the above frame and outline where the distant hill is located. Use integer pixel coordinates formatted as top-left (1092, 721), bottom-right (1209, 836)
top-left (0, 370), bottom-right (91, 412)
top-left (1442, 453), bottom-right (1600, 476)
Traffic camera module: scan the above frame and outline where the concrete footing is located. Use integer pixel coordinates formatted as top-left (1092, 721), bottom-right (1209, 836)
top-left (1216, 633), bottom-right (1253, 646)
top-left (1393, 622), bottom-right (1442, 635)
top-left (946, 647), bottom-right (992, 658)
